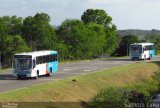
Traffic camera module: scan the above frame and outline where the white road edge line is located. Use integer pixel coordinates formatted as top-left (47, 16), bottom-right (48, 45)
top-left (64, 68), bottom-right (72, 71)
top-left (84, 68), bottom-right (98, 72)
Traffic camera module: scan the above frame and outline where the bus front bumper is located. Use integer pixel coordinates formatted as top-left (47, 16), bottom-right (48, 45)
top-left (130, 55), bottom-right (142, 60)
top-left (13, 73), bottom-right (32, 78)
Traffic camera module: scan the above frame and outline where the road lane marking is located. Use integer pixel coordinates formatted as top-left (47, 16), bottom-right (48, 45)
top-left (128, 61), bottom-right (133, 64)
top-left (63, 68), bottom-right (72, 71)
top-left (39, 79), bottom-right (54, 81)
top-left (114, 61), bottom-right (121, 64)
top-left (84, 68), bottom-right (97, 72)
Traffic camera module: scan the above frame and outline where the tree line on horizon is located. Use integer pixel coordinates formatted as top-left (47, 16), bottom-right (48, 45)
top-left (0, 9), bottom-right (159, 67)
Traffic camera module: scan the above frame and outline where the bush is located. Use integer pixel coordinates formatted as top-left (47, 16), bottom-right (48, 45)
top-left (87, 71), bottom-right (160, 108)
top-left (88, 87), bottom-right (129, 108)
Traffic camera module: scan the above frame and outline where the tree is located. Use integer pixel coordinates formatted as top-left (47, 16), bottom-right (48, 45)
top-left (81, 9), bottom-right (117, 55)
top-left (0, 17), bottom-right (9, 51)
top-left (105, 24), bottom-right (117, 54)
top-left (8, 16), bottom-right (23, 35)
top-left (0, 16), bottom-right (23, 67)
top-left (56, 19), bottom-right (108, 60)
top-left (22, 12), bottom-right (56, 50)
top-left (0, 16), bottom-right (23, 51)
top-left (81, 9), bottom-right (112, 27)
top-left (56, 19), bottom-right (88, 59)
top-left (55, 41), bottom-right (70, 61)
top-left (0, 16), bottom-right (23, 35)
top-left (0, 17), bottom-right (8, 67)
top-left (2, 35), bottom-right (30, 66)
top-left (115, 35), bottom-right (139, 56)
top-left (86, 23), bottom-right (106, 56)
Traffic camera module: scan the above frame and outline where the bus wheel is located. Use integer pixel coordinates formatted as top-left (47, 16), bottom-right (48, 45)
top-left (47, 68), bottom-right (52, 77)
top-left (35, 71), bottom-right (39, 79)
top-left (17, 76), bottom-right (21, 80)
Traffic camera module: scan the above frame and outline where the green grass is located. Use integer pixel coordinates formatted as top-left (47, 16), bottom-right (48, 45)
top-left (0, 62), bottom-right (159, 103)
top-left (0, 67), bottom-right (11, 73)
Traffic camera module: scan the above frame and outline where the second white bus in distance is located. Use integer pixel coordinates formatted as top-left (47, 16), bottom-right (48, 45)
top-left (129, 43), bottom-right (154, 60)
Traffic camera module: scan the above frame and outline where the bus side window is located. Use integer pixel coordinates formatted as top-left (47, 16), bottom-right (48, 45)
top-left (33, 59), bottom-right (36, 68)
top-left (55, 54), bottom-right (58, 61)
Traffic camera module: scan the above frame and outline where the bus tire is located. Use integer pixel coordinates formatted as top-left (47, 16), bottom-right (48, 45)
top-left (17, 76), bottom-right (21, 80)
top-left (48, 68), bottom-right (52, 77)
top-left (35, 71), bottom-right (39, 79)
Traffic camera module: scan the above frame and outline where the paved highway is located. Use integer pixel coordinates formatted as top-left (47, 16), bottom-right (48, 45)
top-left (0, 57), bottom-right (159, 93)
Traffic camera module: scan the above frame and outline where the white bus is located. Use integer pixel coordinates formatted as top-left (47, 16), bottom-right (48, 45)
top-left (12, 50), bottom-right (58, 79)
top-left (129, 43), bottom-right (155, 60)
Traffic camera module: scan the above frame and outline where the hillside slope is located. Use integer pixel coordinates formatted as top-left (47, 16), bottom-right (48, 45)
top-left (118, 29), bottom-right (160, 38)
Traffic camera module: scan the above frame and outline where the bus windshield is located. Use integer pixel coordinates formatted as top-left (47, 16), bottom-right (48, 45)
top-left (129, 45), bottom-right (142, 54)
top-left (13, 58), bottom-right (32, 70)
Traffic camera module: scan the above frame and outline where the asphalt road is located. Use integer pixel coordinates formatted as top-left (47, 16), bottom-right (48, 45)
top-left (0, 56), bottom-right (159, 93)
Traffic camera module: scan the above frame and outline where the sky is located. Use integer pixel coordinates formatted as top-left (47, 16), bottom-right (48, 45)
top-left (0, 0), bottom-right (160, 30)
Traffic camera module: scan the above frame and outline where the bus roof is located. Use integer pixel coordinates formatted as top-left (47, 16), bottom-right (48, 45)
top-left (14, 50), bottom-right (57, 58)
top-left (130, 43), bottom-right (154, 46)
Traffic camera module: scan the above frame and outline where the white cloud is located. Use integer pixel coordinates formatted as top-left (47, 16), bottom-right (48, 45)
top-left (0, 0), bottom-right (160, 29)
